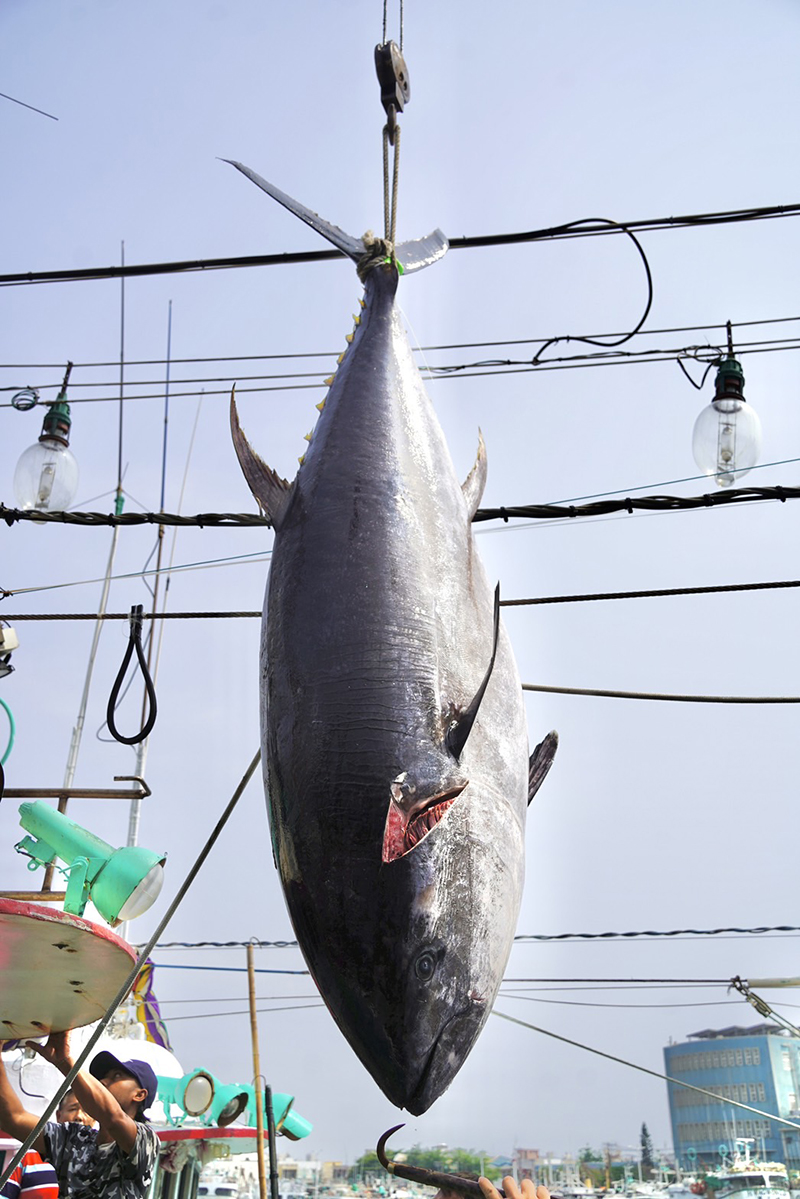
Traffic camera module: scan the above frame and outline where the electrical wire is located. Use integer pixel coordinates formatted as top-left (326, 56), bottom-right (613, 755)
top-left (497, 995), bottom-right (743, 1010)
top-left (1, 549), bottom-right (273, 600)
top-left (136, 928), bottom-right (800, 950)
top-left (164, 1003), bottom-right (326, 1023)
top-left (512, 925), bottom-right (800, 942)
top-left (5, 312), bottom-right (800, 370)
top-left (11, 573), bottom-right (800, 620)
top-left (2, 483), bottom-right (799, 535)
top-left (2, 199), bottom-right (800, 287)
top-left (8, 335), bottom-right (800, 406)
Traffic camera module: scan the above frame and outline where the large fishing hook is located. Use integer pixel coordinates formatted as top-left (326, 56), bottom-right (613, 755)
top-left (376, 1125), bottom-right (507, 1198)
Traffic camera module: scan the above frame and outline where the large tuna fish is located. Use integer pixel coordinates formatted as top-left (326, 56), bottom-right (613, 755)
top-left (228, 161), bottom-right (557, 1115)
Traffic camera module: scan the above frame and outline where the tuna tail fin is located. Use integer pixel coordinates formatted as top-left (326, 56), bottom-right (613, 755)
top-left (223, 159), bottom-right (448, 273)
top-left (446, 584), bottom-right (500, 761)
top-left (230, 388), bottom-right (294, 530)
top-left (527, 730), bottom-right (558, 805)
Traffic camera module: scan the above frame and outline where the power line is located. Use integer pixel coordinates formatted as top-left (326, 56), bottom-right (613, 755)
top-left (513, 926), bottom-right (800, 942)
top-left (166, 1003), bottom-right (325, 1022)
top-left (5, 336), bottom-right (800, 408)
top-left (2, 199), bottom-right (800, 287)
top-left (2, 483), bottom-right (798, 534)
top-left (523, 682), bottom-right (800, 704)
top-left (6, 575), bottom-right (800, 619)
top-left (6, 312), bottom-right (800, 369)
top-left (138, 928), bottom-right (800, 951)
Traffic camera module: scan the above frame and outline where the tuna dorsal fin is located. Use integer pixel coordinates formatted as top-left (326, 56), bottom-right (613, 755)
top-left (527, 730), bottom-right (559, 805)
top-left (462, 429), bottom-right (487, 518)
top-left (230, 389), bottom-right (294, 530)
top-left (446, 584), bottom-right (500, 761)
top-left (223, 159), bottom-right (365, 262)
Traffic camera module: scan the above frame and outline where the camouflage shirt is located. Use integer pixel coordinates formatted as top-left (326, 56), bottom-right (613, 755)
top-left (43, 1121), bottom-right (158, 1199)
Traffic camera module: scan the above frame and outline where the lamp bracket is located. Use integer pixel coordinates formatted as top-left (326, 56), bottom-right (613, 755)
top-left (63, 855), bottom-right (93, 916)
top-left (14, 834), bottom-right (57, 869)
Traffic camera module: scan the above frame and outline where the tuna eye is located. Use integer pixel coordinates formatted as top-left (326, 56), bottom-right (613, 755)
top-left (415, 951), bottom-right (436, 982)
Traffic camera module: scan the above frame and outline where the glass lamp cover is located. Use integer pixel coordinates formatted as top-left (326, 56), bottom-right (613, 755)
top-left (692, 398), bottom-right (762, 488)
top-left (14, 437), bottom-right (79, 511)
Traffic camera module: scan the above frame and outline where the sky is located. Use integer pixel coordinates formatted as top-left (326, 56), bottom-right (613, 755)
top-left (3, 0), bottom-right (800, 1169)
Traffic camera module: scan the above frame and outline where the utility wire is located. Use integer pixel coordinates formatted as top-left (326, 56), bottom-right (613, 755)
top-left (7, 573), bottom-right (800, 618)
top-left (165, 1003), bottom-right (326, 1023)
top-left (2, 199), bottom-right (800, 287)
top-left (522, 682), bottom-right (800, 704)
top-left (2, 483), bottom-right (799, 532)
top-left (8, 335), bottom-right (800, 406)
top-left (138, 928), bottom-right (800, 950)
top-left (9, 334), bottom-right (800, 393)
top-left (7, 311), bottom-right (800, 368)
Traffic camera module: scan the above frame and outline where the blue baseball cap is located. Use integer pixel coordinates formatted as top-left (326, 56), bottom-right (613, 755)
top-left (89, 1051), bottom-right (158, 1116)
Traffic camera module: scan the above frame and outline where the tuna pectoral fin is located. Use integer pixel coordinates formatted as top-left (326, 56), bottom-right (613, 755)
top-left (230, 390), bottom-right (293, 529)
top-left (461, 430), bottom-right (487, 518)
top-left (445, 584), bottom-right (500, 761)
top-left (528, 730), bottom-right (559, 805)
top-left (223, 159), bottom-right (365, 262)
top-left (395, 230), bottom-right (449, 273)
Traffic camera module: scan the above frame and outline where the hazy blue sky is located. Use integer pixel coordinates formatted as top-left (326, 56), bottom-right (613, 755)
top-left (3, 0), bottom-right (800, 1166)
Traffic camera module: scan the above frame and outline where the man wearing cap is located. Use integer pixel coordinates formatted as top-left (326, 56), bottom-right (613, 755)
top-left (0, 1032), bottom-right (158, 1199)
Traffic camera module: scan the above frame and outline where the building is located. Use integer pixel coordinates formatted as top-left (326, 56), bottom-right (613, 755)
top-left (664, 1023), bottom-right (800, 1171)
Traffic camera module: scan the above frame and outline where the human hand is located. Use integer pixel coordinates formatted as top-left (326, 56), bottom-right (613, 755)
top-left (479, 1179), bottom-right (549, 1199)
top-left (25, 1030), bottom-right (73, 1073)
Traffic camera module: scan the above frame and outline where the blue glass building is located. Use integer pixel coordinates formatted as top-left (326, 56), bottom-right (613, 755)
top-left (664, 1024), bottom-right (800, 1171)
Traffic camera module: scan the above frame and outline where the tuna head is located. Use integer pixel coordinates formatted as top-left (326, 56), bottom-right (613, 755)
top-left (295, 771), bottom-right (525, 1116)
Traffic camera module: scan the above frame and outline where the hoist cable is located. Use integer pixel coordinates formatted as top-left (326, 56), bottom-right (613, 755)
top-left (492, 1011), bottom-right (800, 1131)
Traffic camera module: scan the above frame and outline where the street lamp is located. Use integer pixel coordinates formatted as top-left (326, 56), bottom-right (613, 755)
top-left (692, 324), bottom-right (761, 487)
top-left (13, 364), bottom-right (79, 512)
top-left (15, 801), bottom-right (165, 926)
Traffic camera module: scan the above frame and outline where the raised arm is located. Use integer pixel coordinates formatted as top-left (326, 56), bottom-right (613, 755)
top-left (26, 1033), bottom-right (140, 1155)
top-left (0, 1045), bottom-right (45, 1152)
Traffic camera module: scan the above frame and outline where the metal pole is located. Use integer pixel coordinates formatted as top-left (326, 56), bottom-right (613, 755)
top-left (247, 944), bottom-right (269, 1199)
top-left (124, 300), bottom-right (172, 860)
top-left (264, 1085), bottom-right (280, 1199)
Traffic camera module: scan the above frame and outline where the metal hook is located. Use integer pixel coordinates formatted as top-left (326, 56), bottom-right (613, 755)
top-left (376, 1126), bottom-right (505, 1198)
top-left (106, 605), bottom-right (158, 745)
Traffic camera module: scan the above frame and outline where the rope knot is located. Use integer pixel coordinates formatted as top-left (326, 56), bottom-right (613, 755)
top-left (357, 231), bottom-right (396, 281)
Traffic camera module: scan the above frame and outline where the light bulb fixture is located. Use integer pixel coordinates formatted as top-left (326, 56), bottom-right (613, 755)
top-left (13, 363), bottom-right (79, 512)
top-left (692, 324), bottom-right (762, 488)
top-left (157, 1072), bottom-right (251, 1128)
top-left (244, 1088), bottom-right (313, 1141)
top-left (0, 624), bottom-right (19, 681)
top-left (15, 801), bottom-right (166, 926)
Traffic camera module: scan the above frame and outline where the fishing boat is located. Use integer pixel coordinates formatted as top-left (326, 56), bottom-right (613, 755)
top-left (698, 1141), bottom-right (789, 1199)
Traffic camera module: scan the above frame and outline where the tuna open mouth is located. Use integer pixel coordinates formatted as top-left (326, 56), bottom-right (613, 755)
top-left (382, 784), bottom-right (466, 864)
